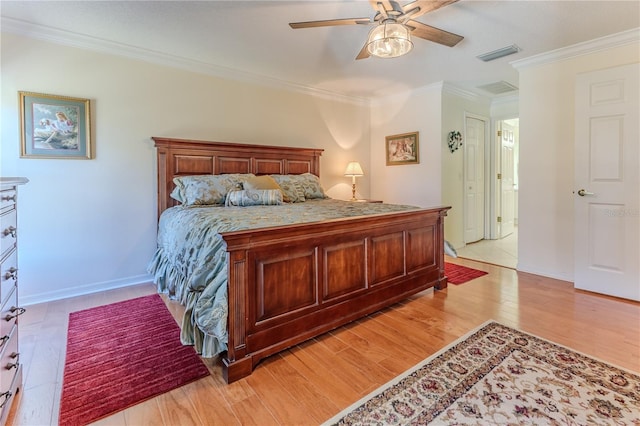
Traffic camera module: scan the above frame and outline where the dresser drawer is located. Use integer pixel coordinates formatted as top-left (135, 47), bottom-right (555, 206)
top-left (0, 210), bottom-right (16, 260)
top-left (0, 359), bottom-right (20, 426)
top-left (0, 287), bottom-right (17, 349)
top-left (0, 253), bottom-right (16, 311)
top-left (0, 188), bottom-right (16, 215)
top-left (0, 325), bottom-right (18, 399)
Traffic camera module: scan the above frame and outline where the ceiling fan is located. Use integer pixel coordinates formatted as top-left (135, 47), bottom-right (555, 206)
top-left (289, 0), bottom-right (464, 60)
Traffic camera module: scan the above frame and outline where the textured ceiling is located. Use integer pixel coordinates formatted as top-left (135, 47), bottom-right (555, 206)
top-left (2, 1), bottom-right (639, 100)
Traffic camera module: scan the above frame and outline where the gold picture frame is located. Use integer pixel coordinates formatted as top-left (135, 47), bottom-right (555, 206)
top-left (19, 91), bottom-right (92, 159)
top-left (386, 131), bottom-right (419, 165)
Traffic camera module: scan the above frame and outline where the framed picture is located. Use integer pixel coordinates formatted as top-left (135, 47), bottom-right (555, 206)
top-left (386, 131), bottom-right (419, 165)
top-left (19, 91), bottom-right (92, 159)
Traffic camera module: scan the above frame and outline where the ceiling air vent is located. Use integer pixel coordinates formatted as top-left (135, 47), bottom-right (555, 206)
top-left (477, 81), bottom-right (519, 95)
top-left (477, 44), bottom-right (521, 62)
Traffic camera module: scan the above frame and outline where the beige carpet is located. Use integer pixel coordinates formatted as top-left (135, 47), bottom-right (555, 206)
top-left (324, 321), bottom-right (639, 425)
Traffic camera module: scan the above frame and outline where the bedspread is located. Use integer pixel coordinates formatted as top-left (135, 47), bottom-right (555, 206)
top-left (147, 199), bottom-right (419, 357)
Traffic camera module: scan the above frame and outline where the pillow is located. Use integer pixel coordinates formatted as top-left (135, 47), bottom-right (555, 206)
top-left (225, 189), bottom-right (283, 207)
top-left (270, 175), bottom-right (306, 203)
top-left (171, 173), bottom-right (255, 206)
top-left (243, 175), bottom-right (282, 191)
top-left (296, 173), bottom-right (328, 199)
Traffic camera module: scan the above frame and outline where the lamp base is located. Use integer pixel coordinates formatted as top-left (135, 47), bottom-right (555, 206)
top-left (351, 183), bottom-right (357, 201)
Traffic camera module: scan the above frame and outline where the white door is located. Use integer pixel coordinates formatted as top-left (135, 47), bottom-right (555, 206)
top-left (574, 63), bottom-right (639, 301)
top-left (500, 122), bottom-right (516, 237)
top-left (464, 117), bottom-right (485, 243)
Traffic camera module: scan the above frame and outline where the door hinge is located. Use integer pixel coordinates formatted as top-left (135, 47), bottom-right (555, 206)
top-left (497, 130), bottom-right (502, 137)
top-left (497, 173), bottom-right (502, 179)
top-left (497, 216), bottom-right (502, 223)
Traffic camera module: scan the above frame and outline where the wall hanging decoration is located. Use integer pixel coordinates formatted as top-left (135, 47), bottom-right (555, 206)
top-left (447, 130), bottom-right (463, 153)
top-left (19, 91), bottom-right (92, 159)
top-left (386, 131), bottom-right (419, 165)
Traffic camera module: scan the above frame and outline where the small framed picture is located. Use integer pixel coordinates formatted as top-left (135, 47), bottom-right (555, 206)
top-left (386, 131), bottom-right (419, 165)
top-left (19, 91), bottom-right (92, 159)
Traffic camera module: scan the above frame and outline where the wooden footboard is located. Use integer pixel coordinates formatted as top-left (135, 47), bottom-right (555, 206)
top-left (220, 206), bottom-right (449, 383)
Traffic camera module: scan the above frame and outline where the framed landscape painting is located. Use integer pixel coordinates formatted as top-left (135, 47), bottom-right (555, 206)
top-left (386, 131), bottom-right (419, 165)
top-left (19, 91), bottom-right (92, 159)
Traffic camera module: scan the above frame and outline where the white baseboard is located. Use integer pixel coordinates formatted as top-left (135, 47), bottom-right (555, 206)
top-left (516, 264), bottom-right (574, 283)
top-left (20, 274), bottom-right (155, 306)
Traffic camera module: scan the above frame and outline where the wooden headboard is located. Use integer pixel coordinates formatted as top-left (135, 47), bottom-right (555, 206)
top-left (153, 137), bottom-right (324, 217)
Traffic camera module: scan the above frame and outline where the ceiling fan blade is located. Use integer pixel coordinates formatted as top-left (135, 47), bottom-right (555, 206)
top-left (289, 18), bottom-right (371, 29)
top-left (369, 0), bottom-right (395, 12)
top-left (406, 19), bottom-right (463, 47)
top-left (356, 43), bottom-right (371, 60)
top-left (401, 0), bottom-right (459, 20)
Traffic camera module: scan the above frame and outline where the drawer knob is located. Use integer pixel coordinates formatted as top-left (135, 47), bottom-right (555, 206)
top-left (1, 195), bottom-right (16, 202)
top-left (4, 306), bottom-right (25, 321)
top-left (5, 352), bottom-right (19, 370)
top-left (2, 226), bottom-right (16, 238)
top-left (0, 391), bottom-right (12, 409)
top-left (3, 267), bottom-right (17, 281)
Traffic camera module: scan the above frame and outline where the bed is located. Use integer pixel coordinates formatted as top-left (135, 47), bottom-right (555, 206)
top-left (149, 137), bottom-right (450, 383)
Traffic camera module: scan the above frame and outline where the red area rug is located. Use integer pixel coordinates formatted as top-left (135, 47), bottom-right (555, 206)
top-left (445, 262), bottom-right (488, 284)
top-left (59, 294), bottom-right (210, 425)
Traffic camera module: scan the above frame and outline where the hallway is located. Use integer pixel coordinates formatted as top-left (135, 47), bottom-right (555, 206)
top-left (455, 228), bottom-right (518, 269)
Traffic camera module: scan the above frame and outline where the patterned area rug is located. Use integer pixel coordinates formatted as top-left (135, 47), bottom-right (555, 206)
top-left (445, 262), bottom-right (488, 284)
top-left (324, 321), bottom-right (640, 425)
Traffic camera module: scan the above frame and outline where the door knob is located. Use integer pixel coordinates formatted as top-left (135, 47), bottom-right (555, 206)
top-left (577, 189), bottom-right (594, 196)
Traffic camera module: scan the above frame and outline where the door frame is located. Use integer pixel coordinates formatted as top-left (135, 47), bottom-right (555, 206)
top-left (489, 115), bottom-right (519, 239)
top-left (463, 112), bottom-right (491, 242)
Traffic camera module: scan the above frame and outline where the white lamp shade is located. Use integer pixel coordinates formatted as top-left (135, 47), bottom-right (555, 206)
top-left (344, 161), bottom-right (364, 177)
top-left (366, 22), bottom-right (413, 58)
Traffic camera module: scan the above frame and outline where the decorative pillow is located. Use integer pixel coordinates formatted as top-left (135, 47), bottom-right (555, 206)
top-left (270, 175), bottom-right (306, 203)
top-left (171, 173), bottom-right (255, 206)
top-left (296, 173), bottom-right (328, 199)
top-left (225, 189), bottom-right (283, 207)
top-left (243, 175), bottom-right (282, 191)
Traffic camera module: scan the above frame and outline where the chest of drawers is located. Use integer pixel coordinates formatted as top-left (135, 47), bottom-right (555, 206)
top-left (0, 177), bottom-right (28, 425)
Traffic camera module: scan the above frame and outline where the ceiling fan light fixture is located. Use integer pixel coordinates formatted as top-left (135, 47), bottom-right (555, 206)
top-left (366, 21), bottom-right (413, 58)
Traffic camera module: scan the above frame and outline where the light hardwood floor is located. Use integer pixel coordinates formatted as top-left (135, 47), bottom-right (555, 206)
top-left (7, 258), bottom-right (640, 425)
top-left (455, 227), bottom-right (518, 269)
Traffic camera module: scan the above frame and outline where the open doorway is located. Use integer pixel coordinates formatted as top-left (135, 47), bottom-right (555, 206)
top-left (457, 117), bottom-right (519, 269)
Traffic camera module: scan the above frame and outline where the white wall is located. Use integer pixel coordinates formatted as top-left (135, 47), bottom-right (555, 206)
top-left (441, 88), bottom-right (492, 248)
top-left (0, 33), bottom-right (371, 304)
top-left (516, 39), bottom-right (639, 281)
top-left (369, 84), bottom-right (443, 207)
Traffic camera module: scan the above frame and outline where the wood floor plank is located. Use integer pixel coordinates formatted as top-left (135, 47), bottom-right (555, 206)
top-left (8, 266), bottom-right (640, 426)
top-left (184, 376), bottom-right (241, 425)
top-left (259, 353), bottom-right (340, 424)
top-left (229, 394), bottom-right (278, 425)
top-left (155, 386), bottom-right (202, 425)
top-left (281, 345), bottom-right (359, 408)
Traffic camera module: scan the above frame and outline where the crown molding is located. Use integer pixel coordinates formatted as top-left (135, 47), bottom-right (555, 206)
top-left (512, 27), bottom-right (640, 70)
top-left (1, 17), bottom-right (370, 106)
top-left (490, 94), bottom-right (519, 107)
top-left (442, 82), bottom-right (492, 104)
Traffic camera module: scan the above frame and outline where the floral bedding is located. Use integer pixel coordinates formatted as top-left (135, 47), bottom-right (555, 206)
top-left (147, 198), bottom-right (419, 357)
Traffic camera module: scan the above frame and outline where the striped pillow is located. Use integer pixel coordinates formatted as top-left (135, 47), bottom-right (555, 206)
top-left (225, 189), bottom-right (283, 207)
